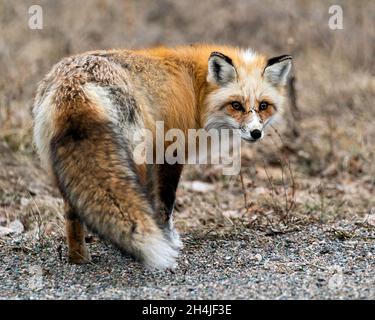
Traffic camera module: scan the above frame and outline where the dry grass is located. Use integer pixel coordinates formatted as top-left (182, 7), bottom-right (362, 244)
top-left (0, 0), bottom-right (374, 238)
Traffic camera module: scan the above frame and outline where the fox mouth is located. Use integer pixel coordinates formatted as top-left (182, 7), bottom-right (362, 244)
top-left (205, 123), bottom-right (263, 143)
top-left (241, 136), bottom-right (258, 143)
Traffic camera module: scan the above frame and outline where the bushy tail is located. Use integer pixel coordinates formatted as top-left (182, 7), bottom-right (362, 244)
top-left (49, 106), bottom-right (177, 270)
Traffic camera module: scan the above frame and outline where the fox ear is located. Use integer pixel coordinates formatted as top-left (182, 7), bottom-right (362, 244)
top-left (207, 52), bottom-right (237, 86)
top-left (264, 55), bottom-right (292, 86)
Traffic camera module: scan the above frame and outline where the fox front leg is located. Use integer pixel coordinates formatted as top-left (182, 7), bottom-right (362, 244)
top-left (156, 163), bottom-right (183, 249)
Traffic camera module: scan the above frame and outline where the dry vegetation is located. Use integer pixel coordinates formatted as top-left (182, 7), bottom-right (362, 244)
top-left (0, 0), bottom-right (374, 252)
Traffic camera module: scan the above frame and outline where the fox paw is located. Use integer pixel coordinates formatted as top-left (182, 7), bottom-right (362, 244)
top-left (164, 227), bottom-right (183, 250)
top-left (68, 249), bottom-right (92, 264)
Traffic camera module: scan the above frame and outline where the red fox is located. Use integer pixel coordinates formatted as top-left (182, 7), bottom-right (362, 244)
top-left (33, 45), bottom-right (292, 269)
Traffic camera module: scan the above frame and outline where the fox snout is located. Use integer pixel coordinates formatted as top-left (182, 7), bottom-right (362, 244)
top-left (240, 115), bottom-right (264, 142)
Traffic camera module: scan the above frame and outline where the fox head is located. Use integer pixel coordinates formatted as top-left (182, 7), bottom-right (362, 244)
top-left (204, 50), bottom-right (292, 142)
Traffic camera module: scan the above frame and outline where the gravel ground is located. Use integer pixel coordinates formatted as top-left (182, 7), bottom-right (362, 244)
top-left (1, 221), bottom-right (374, 300)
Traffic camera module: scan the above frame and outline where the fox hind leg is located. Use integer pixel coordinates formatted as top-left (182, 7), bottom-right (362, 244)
top-left (64, 201), bottom-right (91, 264)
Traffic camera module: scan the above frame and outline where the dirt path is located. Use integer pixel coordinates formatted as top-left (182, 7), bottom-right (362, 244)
top-left (1, 221), bottom-right (374, 299)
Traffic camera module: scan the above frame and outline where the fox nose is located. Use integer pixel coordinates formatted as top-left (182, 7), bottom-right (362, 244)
top-left (250, 129), bottom-right (262, 140)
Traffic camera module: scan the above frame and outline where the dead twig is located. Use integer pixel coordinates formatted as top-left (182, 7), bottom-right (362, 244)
top-left (239, 169), bottom-right (249, 209)
top-left (286, 75), bottom-right (301, 137)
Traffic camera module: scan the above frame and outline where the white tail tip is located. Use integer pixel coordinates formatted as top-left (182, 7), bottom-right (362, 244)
top-left (140, 234), bottom-right (179, 270)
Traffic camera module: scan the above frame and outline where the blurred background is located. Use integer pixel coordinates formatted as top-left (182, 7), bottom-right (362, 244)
top-left (0, 0), bottom-right (374, 236)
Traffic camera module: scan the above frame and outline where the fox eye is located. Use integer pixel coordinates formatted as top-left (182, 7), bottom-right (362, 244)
top-left (231, 101), bottom-right (244, 111)
top-left (259, 101), bottom-right (269, 111)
